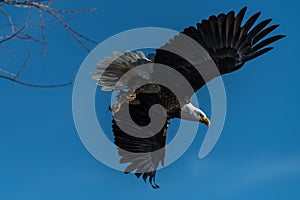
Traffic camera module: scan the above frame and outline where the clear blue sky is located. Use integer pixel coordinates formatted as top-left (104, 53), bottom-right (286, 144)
top-left (1, 0), bottom-right (299, 199)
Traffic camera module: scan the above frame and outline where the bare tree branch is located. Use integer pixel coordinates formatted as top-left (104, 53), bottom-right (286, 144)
top-left (0, 6), bottom-right (15, 34)
top-left (0, 0), bottom-right (97, 88)
top-left (0, 51), bottom-right (74, 87)
top-left (0, 74), bottom-right (73, 88)
top-left (14, 51), bottom-right (31, 79)
top-left (0, 0), bottom-right (98, 50)
top-left (0, 25), bottom-right (25, 44)
top-left (38, 8), bottom-right (46, 54)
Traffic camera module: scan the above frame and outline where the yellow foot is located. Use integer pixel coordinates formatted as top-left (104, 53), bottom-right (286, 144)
top-left (126, 92), bottom-right (136, 102)
top-left (109, 103), bottom-right (121, 113)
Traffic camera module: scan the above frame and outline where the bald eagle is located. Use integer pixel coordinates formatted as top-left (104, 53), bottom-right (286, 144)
top-left (91, 7), bottom-right (285, 188)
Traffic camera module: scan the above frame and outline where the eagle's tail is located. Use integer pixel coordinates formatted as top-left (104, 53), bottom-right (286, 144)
top-left (91, 51), bottom-right (152, 91)
top-left (182, 7), bottom-right (285, 73)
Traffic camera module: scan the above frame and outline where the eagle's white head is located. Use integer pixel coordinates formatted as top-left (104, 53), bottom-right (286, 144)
top-left (181, 103), bottom-right (210, 126)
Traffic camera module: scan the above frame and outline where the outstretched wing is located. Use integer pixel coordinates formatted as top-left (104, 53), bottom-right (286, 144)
top-left (154, 7), bottom-right (285, 94)
top-left (112, 92), bottom-right (170, 189)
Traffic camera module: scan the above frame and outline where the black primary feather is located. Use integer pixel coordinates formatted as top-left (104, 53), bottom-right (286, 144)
top-left (155, 7), bottom-right (285, 94)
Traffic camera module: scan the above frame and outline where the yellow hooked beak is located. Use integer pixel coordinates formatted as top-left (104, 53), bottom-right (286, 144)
top-left (201, 117), bottom-right (211, 126)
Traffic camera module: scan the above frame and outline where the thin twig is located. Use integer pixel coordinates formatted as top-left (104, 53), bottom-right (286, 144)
top-left (17, 32), bottom-right (44, 44)
top-left (0, 25), bottom-right (25, 44)
top-left (14, 51), bottom-right (31, 79)
top-left (0, 50), bottom-right (74, 88)
top-left (51, 7), bottom-right (96, 13)
top-left (0, 74), bottom-right (73, 88)
top-left (38, 8), bottom-right (46, 55)
top-left (0, 68), bottom-right (16, 76)
top-left (0, 43), bottom-right (18, 58)
top-left (43, 7), bottom-right (97, 52)
top-left (0, 6), bottom-right (15, 34)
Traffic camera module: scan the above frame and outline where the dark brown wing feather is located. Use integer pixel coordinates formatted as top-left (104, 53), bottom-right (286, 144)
top-left (154, 7), bottom-right (285, 94)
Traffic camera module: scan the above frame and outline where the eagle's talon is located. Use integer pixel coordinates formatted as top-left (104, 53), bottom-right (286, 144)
top-left (126, 92), bottom-right (136, 102)
top-left (109, 103), bottom-right (121, 113)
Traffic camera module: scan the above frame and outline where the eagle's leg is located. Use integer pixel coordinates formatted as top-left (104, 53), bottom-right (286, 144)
top-left (109, 91), bottom-right (137, 113)
top-left (126, 92), bottom-right (136, 102)
top-left (109, 103), bottom-right (121, 113)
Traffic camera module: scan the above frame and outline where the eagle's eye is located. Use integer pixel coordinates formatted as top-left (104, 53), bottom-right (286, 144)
top-left (197, 111), bottom-right (205, 118)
